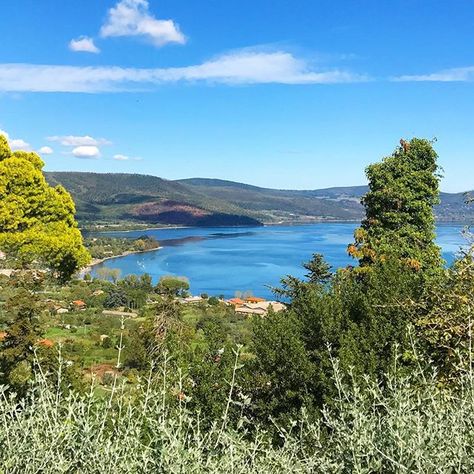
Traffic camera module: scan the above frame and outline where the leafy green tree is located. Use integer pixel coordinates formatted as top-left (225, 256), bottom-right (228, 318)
top-left (0, 287), bottom-right (44, 394)
top-left (249, 139), bottom-right (446, 421)
top-left (156, 276), bottom-right (190, 297)
top-left (349, 138), bottom-right (443, 274)
top-left (96, 267), bottom-right (121, 283)
top-left (0, 136), bottom-right (90, 280)
top-left (274, 253), bottom-right (331, 300)
top-left (247, 309), bottom-right (316, 424)
top-left (415, 249), bottom-right (474, 381)
top-left (104, 289), bottom-right (127, 309)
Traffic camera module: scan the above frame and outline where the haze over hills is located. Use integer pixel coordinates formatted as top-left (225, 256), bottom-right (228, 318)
top-left (45, 172), bottom-right (473, 227)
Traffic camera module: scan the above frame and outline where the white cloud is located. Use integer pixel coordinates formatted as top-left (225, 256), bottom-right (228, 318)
top-left (100, 0), bottom-right (186, 47)
top-left (113, 154), bottom-right (129, 160)
top-left (394, 66), bottom-right (474, 82)
top-left (10, 139), bottom-right (31, 150)
top-left (69, 36), bottom-right (100, 54)
top-left (38, 146), bottom-right (54, 154)
top-left (72, 145), bottom-right (101, 158)
top-left (47, 135), bottom-right (111, 146)
top-left (0, 49), bottom-right (368, 93)
top-left (0, 130), bottom-right (30, 150)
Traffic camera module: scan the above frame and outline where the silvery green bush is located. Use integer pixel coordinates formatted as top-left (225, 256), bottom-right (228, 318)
top-left (1, 356), bottom-right (474, 473)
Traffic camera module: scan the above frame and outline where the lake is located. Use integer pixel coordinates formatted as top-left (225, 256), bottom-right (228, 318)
top-left (91, 223), bottom-right (468, 299)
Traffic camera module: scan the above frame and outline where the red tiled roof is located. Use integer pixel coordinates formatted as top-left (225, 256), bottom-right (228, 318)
top-left (245, 297), bottom-right (266, 303)
top-left (228, 298), bottom-right (244, 305)
top-left (38, 338), bottom-right (54, 348)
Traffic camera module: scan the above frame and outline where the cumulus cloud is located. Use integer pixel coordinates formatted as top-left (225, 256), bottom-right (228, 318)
top-left (113, 154), bottom-right (129, 160)
top-left (38, 146), bottom-right (54, 154)
top-left (10, 139), bottom-right (31, 150)
top-left (0, 130), bottom-right (31, 150)
top-left (72, 145), bottom-right (101, 158)
top-left (47, 135), bottom-right (111, 146)
top-left (394, 66), bottom-right (474, 82)
top-left (69, 36), bottom-right (100, 54)
top-left (100, 0), bottom-right (186, 47)
top-left (0, 49), bottom-right (368, 93)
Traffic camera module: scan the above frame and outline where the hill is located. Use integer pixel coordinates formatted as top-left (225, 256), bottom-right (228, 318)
top-left (45, 172), bottom-right (473, 226)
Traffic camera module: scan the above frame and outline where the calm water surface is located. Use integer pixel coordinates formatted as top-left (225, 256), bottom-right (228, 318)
top-left (91, 224), bottom-right (467, 299)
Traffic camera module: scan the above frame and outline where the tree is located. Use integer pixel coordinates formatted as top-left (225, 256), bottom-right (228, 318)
top-left (0, 136), bottom-right (90, 281)
top-left (274, 253), bottom-right (332, 300)
top-left (104, 289), bottom-right (128, 309)
top-left (246, 309), bottom-right (316, 424)
top-left (349, 138), bottom-right (443, 274)
top-left (415, 249), bottom-right (474, 381)
top-left (249, 139), bottom-right (446, 421)
top-left (96, 267), bottom-right (121, 283)
top-left (156, 276), bottom-right (190, 297)
top-left (0, 287), bottom-right (44, 395)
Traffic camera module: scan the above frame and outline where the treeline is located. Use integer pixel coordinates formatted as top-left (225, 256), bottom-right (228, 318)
top-left (84, 235), bottom-right (160, 260)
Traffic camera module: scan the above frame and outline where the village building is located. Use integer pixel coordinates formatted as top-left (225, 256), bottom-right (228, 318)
top-left (71, 300), bottom-right (87, 310)
top-left (234, 300), bottom-right (286, 316)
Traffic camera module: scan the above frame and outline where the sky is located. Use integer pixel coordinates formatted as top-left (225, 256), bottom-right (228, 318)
top-left (0, 0), bottom-right (473, 192)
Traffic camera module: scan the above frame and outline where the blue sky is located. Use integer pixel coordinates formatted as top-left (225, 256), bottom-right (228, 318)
top-left (0, 0), bottom-right (473, 192)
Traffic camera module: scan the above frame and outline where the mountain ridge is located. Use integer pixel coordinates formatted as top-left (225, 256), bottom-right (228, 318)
top-left (45, 172), bottom-right (473, 226)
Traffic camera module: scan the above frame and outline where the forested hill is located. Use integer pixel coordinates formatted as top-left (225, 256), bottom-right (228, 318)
top-left (45, 172), bottom-right (473, 226)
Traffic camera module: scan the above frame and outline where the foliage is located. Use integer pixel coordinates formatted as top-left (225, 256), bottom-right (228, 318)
top-left (2, 353), bottom-right (474, 472)
top-left (0, 136), bottom-right (90, 280)
top-left (0, 285), bottom-right (44, 394)
top-left (253, 139), bottom-right (446, 420)
top-left (84, 235), bottom-right (159, 260)
top-left (248, 309), bottom-right (316, 424)
top-left (415, 247), bottom-right (474, 380)
top-left (103, 289), bottom-right (128, 309)
top-left (156, 275), bottom-right (190, 297)
top-left (350, 138), bottom-right (443, 274)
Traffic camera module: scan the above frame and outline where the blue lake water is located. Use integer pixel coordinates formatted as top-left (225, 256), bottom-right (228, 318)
top-left (91, 224), bottom-right (468, 299)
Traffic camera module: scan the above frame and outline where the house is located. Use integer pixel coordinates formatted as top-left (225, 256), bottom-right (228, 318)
top-left (0, 331), bottom-right (7, 342)
top-left (92, 289), bottom-right (105, 296)
top-left (71, 300), bottom-right (86, 310)
top-left (37, 338), bottom-right (54, 348)
top-left (0, 251), bottom-right (5, 260)
top-left (235, 306), bottom-right (267, 316)
top-left (245, 296), bottom-right (266, 303)
top-left (180, 296), bottom-right (203, 304)
top-left (228, 298), bottom-right (245, 306)
top-left (234, 301), bottom-right (287, 317)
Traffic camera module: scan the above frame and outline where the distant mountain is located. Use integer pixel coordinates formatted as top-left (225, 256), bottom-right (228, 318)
top-left (45, 172), bottom-right (473, 226)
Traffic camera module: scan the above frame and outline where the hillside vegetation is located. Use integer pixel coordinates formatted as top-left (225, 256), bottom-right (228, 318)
top-left (46, 172), bottom-right (473, 226)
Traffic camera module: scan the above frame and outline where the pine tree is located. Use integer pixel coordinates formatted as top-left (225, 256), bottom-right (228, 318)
top-left (0, 135), bottom-right (90, 281)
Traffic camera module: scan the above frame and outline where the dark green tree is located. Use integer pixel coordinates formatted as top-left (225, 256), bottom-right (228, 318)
top-left (0, 287), bottom-right (43, 394)
top-left (246, 309), bottom-right (316, 424)
top-left (349, 138), bottom-right (443, 274)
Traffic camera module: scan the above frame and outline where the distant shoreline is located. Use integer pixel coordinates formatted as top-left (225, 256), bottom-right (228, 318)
top-left (86, 219), bottom-right (468, 235)
top-left (81, 246), bottom-right (163, 274)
